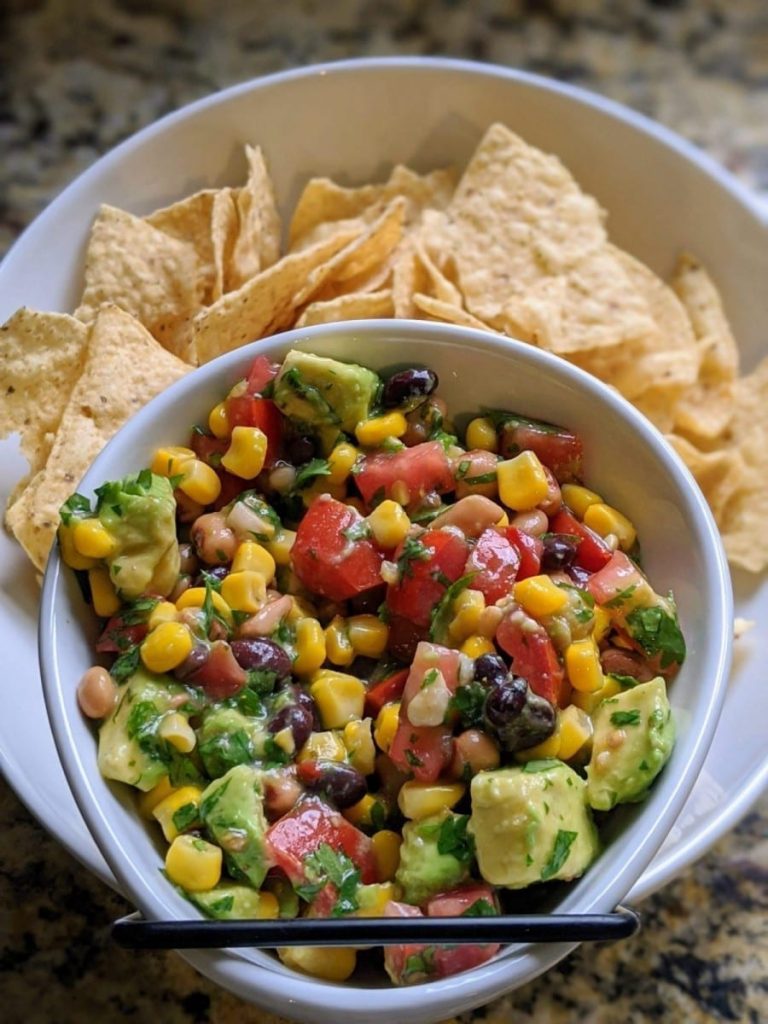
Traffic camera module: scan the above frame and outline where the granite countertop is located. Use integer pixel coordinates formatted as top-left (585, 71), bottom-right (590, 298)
top-left (1, 2), bottom-right (767, 1022)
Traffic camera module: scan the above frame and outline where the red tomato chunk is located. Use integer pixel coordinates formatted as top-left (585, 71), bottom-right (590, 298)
top-left (355, 441), bottom-right (454, 506)
top-left (465, 527), bottom-right (521, 603)
top-left (496, 611), bottom-right (567, 706)
top-left (387, 529), bottom-right (469, 628)
top-left (549, 508), bottom-right (612, 572)
top-left (499, 418), bottom-right (583, 482)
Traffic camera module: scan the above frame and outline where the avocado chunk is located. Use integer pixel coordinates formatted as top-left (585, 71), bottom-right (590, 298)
top-left (469, 762), bottom-right (599, 889)
top-left (185, 882), bottom-right (274, 920)
top-left (586, 676), bottom-right (675, 811)
top-left (395, 811), bottom-right (472, 906)
top-left (97, 669), bottom-right (197, 791)
top-left (273, 350), bottom-right (380, 435)
top-left (200, 764), bottom-right (269, 888)
top-left (197, 706), bottom-right (269, 779)
top-left (96, 471), bottom-right (179, 599)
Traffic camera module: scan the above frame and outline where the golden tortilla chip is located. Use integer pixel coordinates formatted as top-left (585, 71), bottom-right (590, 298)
top-left (312, 256), bottom-right (394, 304)
top-left (392, 240), bottom-right (430, 319)
top-left (76, 204), bottom-right (203, 362)
top-left (415, 239), bottom-right (463, 308)
top-left (413, 293), bottom-right (493, 333)
top-left (6, 306), bottom-right (190, 572)
top-left (193, 227), bottom-right (360, 364)
top-left (145, 189), bottom-right (219, 302)
top-left (228, 145), bottom-right (282, 290)
top-left (667, 433), bottom-right (747, 524)
top-left (211, 188), bottom-right (240, 301)
top-left (295, 289), bottom-right (394, 328)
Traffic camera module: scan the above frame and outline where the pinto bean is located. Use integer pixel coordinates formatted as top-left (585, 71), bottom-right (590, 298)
top-left (600, 646), bottom-right (656, 682)
top-left (77, 666), bottom-right (118, 719)
top-left (449, 729), bottom-right (501, 778)
top-left (537, 467), bottom-right (563, 516)
top-left (453, 449), bottom-right (499, 500)
top-left (263, 770), bottom-right (304, 820)
top-left (191, 512), bottom-right (237, 565)
top-left (509, 508), bottom-right (549, 537)
top-left (238, 594), bottom-right (293, 638)
top-left (431, 495), bottom-right (504, 538)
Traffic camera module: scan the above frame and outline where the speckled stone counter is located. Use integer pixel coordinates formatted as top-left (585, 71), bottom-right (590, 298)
top-left (1, 2), bottom-right (767, 1022)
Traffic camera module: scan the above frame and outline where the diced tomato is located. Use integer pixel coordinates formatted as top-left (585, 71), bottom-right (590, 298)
top-left (505, 526), bottom-right (543, 580)
top-left (387, 529), bottom-right (469, 629)
top-left (499, 417), bottom-right (583, 482)
top-left (246, 354), bottom-right (280, 395)
top-left (225, 395), bottom-right (283, 466)
top-left (189, 432), bottom-right (228, 467)
top-left (432, 942), bottom-right (500, 979)
top-left (586, 550), bottom-right (646, 606)
top-left (383, 901), bottom-right (425, 985)
top-left (292, 496), bottom-right (385, 602)
top-left (549, 508), bottom-right (612, 572)
top-left (365, 669), bottom-right (409, 717)
top-left (426, 882), bottom-right (499, 918)
top-left (388, 722), bottom-right (452, 783)
top-left (187, 641), bottom-right (246, 700)
top-left (465, 528), bottom-right (520, 603)
top-left (95, 616), bottom-right (148, 653)
top-left (496, 611), bottom-right (566, 706)
top-left (400, 642), bottom-right (461, 713)
top-left (355, 441), bottom-right (454, 506)
top-left (266, 796), bottom-right (376, 885)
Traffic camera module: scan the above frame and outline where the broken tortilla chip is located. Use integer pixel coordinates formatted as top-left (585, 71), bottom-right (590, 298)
top-left (145, 189), bottom-right (219, 303)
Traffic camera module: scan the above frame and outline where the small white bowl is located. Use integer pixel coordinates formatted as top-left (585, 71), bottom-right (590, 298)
top-left (40, 320), bottom-right (732, 1024)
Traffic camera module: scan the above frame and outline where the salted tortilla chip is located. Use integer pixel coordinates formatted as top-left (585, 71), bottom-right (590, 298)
top-left (667, 433), bottom-right (747, 524)
top-left (211, 188), bottom-right (240, 301)
top-left (413, 293), bottom-right (494, 333)
top-left (193, 228), bottom-right (360, 364)
top-left (76, 204), bottom-right (203, 361)
top-left (228, 145), bottom-right (282, 290)
top-left (145, 189), bottom-right (219, 302)
top-left (415, 239), bottom-right (463, 308)
top-left (295, 290), bottom-right (394, 328)
top-left (5, 306), bottom-right (190, 572)
top-left (312, 256), bottom-right (394, 304)
top-left (392, 239), bottom-right (430, 319)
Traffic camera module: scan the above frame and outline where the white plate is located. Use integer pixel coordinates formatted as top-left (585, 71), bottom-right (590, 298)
top-left (1, 53), bottom-right (767, 932)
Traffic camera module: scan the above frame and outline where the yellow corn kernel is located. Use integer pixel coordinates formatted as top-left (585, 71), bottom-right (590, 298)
top-left (448, 590), bottom-right (486, 642)
top-left (278, 945), bottom-right (357, 982)
top-left (152, 785), bottom-right (203, 842)
top-left (354, 881), bottom-right (400, 916)
top-left (465, 417), bottom-right (498, 453)
top-left (58, 524), bottom-right (97, 570)
top-left (88, 566), bottom-right (121, 617)
top-left (311, 670), bottom-right (366, 728)
top-left (347, 615), bottom-right (389, 659)
top-left (208, 401), bottom-right (231, 439)
top-left (324, 616), bottom-right (355, 668)
top-left (343, 793), bottom-right (378, 827)
top-left (141, 621), bottom-right (194, 673)
top-left (496, 511), bottom-right (510, 527)
top-left (497, 450), bottom-right (549, 511)
top-left (592, 606), bottom-right (612, 644)
top-left (221, 425), bottom-right (268, 480)
top-left (371, 830), bottom-right (402, 882)
top-left (514, 574), bottom-right (569, 617)
top-left (343, 718), bottom-right (376, 775)
top-left (165, 834), bottom-right (222, 892)
top-left (73, 518), bottom-right (116, 559)
top-left (293, 617), bottom-right (326, 675)
top-left (583, 502), bottom-right (637, 552)
top-left (286, 595), bottom-right (318, 626)
top-left (390, 480), bottom-right (411, 506)
top-left (557, 705), bottom-right (593, 761)
top-left (355, 411), bottom-right (408, 447)
top-left (301, 477), bottom-right (346, 508)
top-left (177, 459), bottom-right (222, 506)
top-left (365, 500), bottom-right (411, 549)
top-left (232, 540), bottom-right (276, 580)
top-left (460, 635), bottom-right (496, 658)
top-left (373, 702), bottom-right (401, 753)
top-left (266, 529), bottom-right (296, 567)
top-left (297, 730), bottom-right (347, 763)
top-left (571, 674), bottom-right (626, 714)
top-left (220, 570), bottom-right (267, 614)
top-left (148, 601), bottom-right (178, 631)
top-left (151, 445), bottom-right (196, 478)
top-left (328, 442), bottom-right (359, 485)
top-left (514, 727), bottom-right (562, 762)
top-left (137, 776), bottom-right (175, 819)
top-left (175, 587), bottom-right (233, 626)
top-left (565, 637), bottom-right (604, 693)
top-left (158, 712), bottom-right (197, 754)
top-left (561, 483), bottom-right (603, 518)
top-left (397, 781), bottom-right (465, 821)
top-left (253, 891), bottom-right (280, 919)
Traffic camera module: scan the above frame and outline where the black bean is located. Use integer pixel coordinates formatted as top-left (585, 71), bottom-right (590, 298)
top-left (303, 761), bottom-right (367, 809)
top-left (193, 564), bottom-right (229, 587)
top-left (269, 702), bottom-right (313, 750)
top-left (348, 584), bottom-right (386, 616)
top-left (541, 534), bottom-right (579, 571)
top-left (288, 434), bottom-right (317, 465)
top-left (484, 675), bottom-right (527, 728)
top-left (382, 368), bottom-right (438, 411)
top-left (565, 563), bottom-right (591, 589)
top-left (386, 615), bottom-right (427, 664)
top-left (484, 676), bottom-right (556, 753)
top-left (473, 653), bottom-right (508, 689)
top-left (230, 638), bottom-right (292, 680)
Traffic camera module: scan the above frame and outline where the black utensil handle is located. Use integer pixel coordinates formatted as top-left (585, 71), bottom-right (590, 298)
top-left (112, 906), bottom-right (640, 949)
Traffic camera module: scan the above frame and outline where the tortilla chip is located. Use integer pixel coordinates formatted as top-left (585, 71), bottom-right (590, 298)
top-left (392, 239), bottom-right (430, 319)
top-left (145, 189), bottom-right (219, 302)
top-left (415, 239), bottom-right (463, 307)
top-left (295, 289), bottom-right (394, 328)
top-left (5, 306), bottom-right (190, 572)
top-left (211, 188), bottom-right (240, 301)
top-left (667, 433), bottom-right (747, 524)
top-left (312, 256), bottom-right (394, 303)
top-left (193, 227), bottom-right (360, 364)
top-left (228, 145), bottom-right (282, 290)
top-left (76, 204), bottom-right (203, 361)
top-left (413, 293), bottom-right (494, 333)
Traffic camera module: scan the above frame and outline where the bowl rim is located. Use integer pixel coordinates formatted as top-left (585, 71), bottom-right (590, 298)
top-left (39, 316), bottom-right (733, 1017)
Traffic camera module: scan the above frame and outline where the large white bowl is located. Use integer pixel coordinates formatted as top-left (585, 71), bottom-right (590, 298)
top-left (40, 320), bottom-right (732, 1023)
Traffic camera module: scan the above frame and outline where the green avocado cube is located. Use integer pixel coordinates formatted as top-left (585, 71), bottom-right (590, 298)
top-left (200, 764), bottom-right (269, 889)
top-left (395, 810), bottom-right (472, 906)
top-left (273, 350), bottom-right (380, 435)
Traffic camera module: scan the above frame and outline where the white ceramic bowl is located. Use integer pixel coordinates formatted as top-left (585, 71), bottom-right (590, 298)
top-left (40, 319), bottom-right (731, 1023)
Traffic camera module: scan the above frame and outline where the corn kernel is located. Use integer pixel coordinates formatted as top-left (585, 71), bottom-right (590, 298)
top-left (465, 417), bottom-right (498, 453)
top-left (253, 891), bottom-right (280, 919)
top-left (328, 442), bottom-right (359, 485)
top-left (311, 670), bottom-right (366, 728)
top-left (355, 412), bottom-right (408, 447)
top-left (158, 712), bottom-right (197, 754)
top-left (301, 477), bottom-right (346, 508)
top-left (278, 945), bottom-right (356, 982)
top-left (343, 718), bottom-right (376, 775)
top-left (220, 570), bottom-right (267, 614)
top-left (165, 834), bottom-right (222, 892)
top-left (460, 635), bottom-right (496, 658)
top-left (293, 617), bottom-right (326, 675)
top-left (397, 781), bottom-right (465, 820)
top-left (148, 601), bottom-right (178, 631)
top-left (373, 702), bottom-right (400, 753)
top-left (324, 616), bottom-right (355, 668)
top-left (232, 540), bottom-right (276, 580)
top-left (592, 606), bottom-right (612, 644)
top-left (151, 445), bottom-right (196, 478)
top-left (286, 595), bottom-right (318, 626)
top-left (353, 881), bottom-right (400, 916)
top-left (565, 637), bottom-right (604, 693)
top-left (497, 450), bottom-right (549, 510)
top-left (557, 705), bottom-right (593, 760)
top-left (73, 518), bottom-right (116, 559)
top-left (152, 785), bottom-right (203, 842)
top-left (571, 674), bottom-right (626, 714)
top-left (365, 500), bottom-right (411, 549)
top-left (347, 615), bottom-right (389, 658)
top-left (448, 590), bottom-right (485, 642)
top-left (583, 502), bottom-right (637, 552)
top-left (266, 529), bottom-right (296, 567)
top-left (175, 587), bottom-right (233, 626)
top-left (496, 511), bottom-right (510, 527)
top-left (221, 425), bottom-right (268, 479)
top-left (137, 776), bottom-right (175, 818)
top-left (514, 574), bottom-right (569, 617)
top-left (141, 621), bottom-right (194, 673)
top-left (390, 480), bottom-right (411, 506)
top-left (514, 728), bottom-right (562, 762)
top-left (297, 730), bottom-right (347, 763)
top-left (58, 524), bottom-right (97, 570)
top-left (371, 830), bottom-right (402, 882)
top-left (343, 793), bottom-right (377, 827)
top-left (208, 401), bottom-right (231, 439)
top-left (88, 566), bottom-right (121, 617)
top-left (177, 459), bottom-right (222, 506)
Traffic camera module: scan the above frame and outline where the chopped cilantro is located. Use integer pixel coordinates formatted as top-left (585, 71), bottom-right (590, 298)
top-left (171, 801), bottom-right (200, 832)
top-left (341, 519), bottom-right (373, 542)
top-left (110, 645), bottom-right (140, 684)
top-left (462, 898), bottom-right (496, 917)
top-left (403, 947), bottom-right (436, 979)
top-left (625, 604), bottom-right (686, 668)
top-left (396, 536), bottom-right (431, 579)
top-left (420, 668), bottom-right (439, 689)
top-left (609, 673), bottom-right (639, 689)
top-left (404, 749), bottom-right (424, 768)
top-left (370, 800), bottom-right (387, 833)
top-left (463, 470), bottom-right (498, 485)
top-left (198, 728), bottom-right (253, 778)
top-left (294, 458), bottom-right (332, 490)
top-left (59, 492), bottom-right (92, 526)
top-left (610, 709), bottom-right (641, 727)
top-left (541, 829), bottom-right (578, 881)
top-left (204, 895), bottom-right (235, 917)
top-left (456, 459), bottom-right (471, 479)
top-left (436, 814), bottom-right (475, 864)
top-left (283, 367), bottom-right (341, 425)
top-left (447, 680), bottom-right (487, 729)
top-left (120, 596), bottom-right (160, 625)
top-left (262, 736), bottom-right (293, 768)
top-left (303, 844), bottom-right (361, 917)
top-left (522, 759), bottom-right (561, 774)
top-left (428, 572), bottom-right (476, 643)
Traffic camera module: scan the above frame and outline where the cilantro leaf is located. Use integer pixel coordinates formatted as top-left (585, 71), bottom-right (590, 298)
top-left (120, 596), bottom-right (160, 625)
top-left (171, 801), bottom-right (200, 832)
top-left (303, 843), bottom-right (361, 917)
top-left (198, 728), bottom-right (253, 779)
top-left (522, 758), bottom-right (561, 774)
top-left (59, 492), bottom-right (92, 526)
top-left (110, 645), bottom-right (140, 684)
top-left (428, 572), bottom-right (476, 643)
top-left (610, 709), bottom-right (641, 727)
top-left (625, 603), bottom-right (686, 668)
top-left (436, 814), bottom-right (475, 864)
top-left (447, 680), bottom-right (487, 729)
top-left (462, 898), bottom-right (497, 917)
top-left (540, 829), bottom-right (578, 881)
top-left (396, 535), bottom-right (431, 579)
top-left (294, 458), bottom-right (332, 490)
